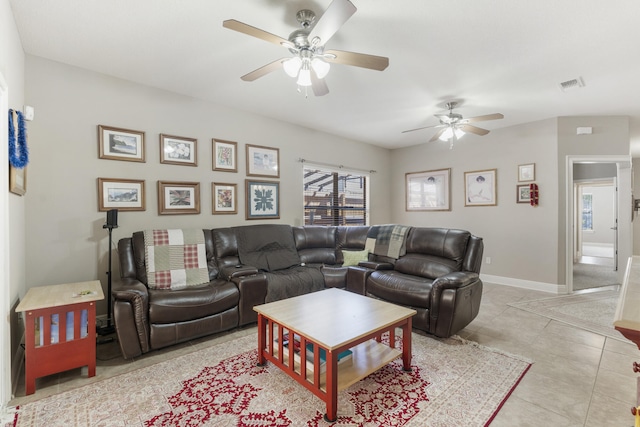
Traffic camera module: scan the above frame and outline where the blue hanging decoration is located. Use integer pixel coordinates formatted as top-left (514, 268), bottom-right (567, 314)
top-left (8, 109), bottom-right (29, 168)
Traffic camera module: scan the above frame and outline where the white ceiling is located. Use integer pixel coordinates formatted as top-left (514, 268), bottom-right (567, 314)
top-left (9, 0), bottom-right (640, 151)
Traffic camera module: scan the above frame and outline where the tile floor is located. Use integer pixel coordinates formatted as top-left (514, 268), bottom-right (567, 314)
top-left (9, 282), bottom-right (638, 427)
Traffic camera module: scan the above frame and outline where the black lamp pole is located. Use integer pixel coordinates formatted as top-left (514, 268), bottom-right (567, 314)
top-left (97, 209), bottom-right (118, 338)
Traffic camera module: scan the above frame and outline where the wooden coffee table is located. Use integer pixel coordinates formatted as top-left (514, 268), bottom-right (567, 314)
top-left (254, 288), bottom-right (416, 422)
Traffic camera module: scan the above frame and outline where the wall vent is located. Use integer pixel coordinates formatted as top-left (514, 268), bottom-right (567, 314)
top-left (559, 77), bottom-right (585, 92)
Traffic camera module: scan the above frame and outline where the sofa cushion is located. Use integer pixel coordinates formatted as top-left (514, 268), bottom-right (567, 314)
top-left (148, 279), bottom-right (239, 324)
top-left (234, 224), bottom-right (301, 271)
top-left (395, 254), bottom-right (457, 280)
top-left (342, 249), bottom-right (370, 266)
top-left (293, 226), bottom-right (337, 265)
top-left (405, 228), bottom-right (470, 270)
top-left (367, 270), bottom-right (433, 309)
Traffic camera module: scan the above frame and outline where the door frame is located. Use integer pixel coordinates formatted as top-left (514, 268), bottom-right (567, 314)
top-left (566, 155), bottom-right (632, 293)
top-left (0, 72), bottom-right (11, 408)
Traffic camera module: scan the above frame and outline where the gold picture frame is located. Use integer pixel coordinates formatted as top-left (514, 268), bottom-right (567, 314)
top-left (98, 125), bottom-right (145, 162)
top-left (212, 182), bottom-right (238, 214)
top-left (97, 178), bottom-right (145, 211)
top-left (212, 139), bottom-right (238, 172)
top-left (160, 134), bottom-right (198, 166)
top-left (158, 181), bottom-right (201, 215)
top-left (9, 165), bottom-right (26, 196)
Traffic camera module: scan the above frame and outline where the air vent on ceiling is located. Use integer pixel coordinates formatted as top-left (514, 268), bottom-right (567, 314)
top-left (559, 77), bottom-right (585, 92)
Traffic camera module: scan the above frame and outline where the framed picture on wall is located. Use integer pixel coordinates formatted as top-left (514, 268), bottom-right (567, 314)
top-left (9, 165), bottom-right (26, 196)
top-left (246, 179), bottom-right (279, 219)
top-left (518, 163), bottom-right (535, 182)
top-left (160, 134), bottom-right (197, 166)
top-left (405, 168), bottom-right (451, 211)
top-left (158, 181), bottom-right (201, 215)
top-left (212, 182), bottom-right (237, 214)
top-left (98, 178), bottom-right (145, 211)
top-left (98, 125), bottom-right (145, 162)
top-left (246, 144), bottom-right (279, 178)
top-left (212, 139), bottom-right (238, 172)
top-left (517, 184), bottom-right (531, 203)
top-left (464, 169), bottom-right (497, 206)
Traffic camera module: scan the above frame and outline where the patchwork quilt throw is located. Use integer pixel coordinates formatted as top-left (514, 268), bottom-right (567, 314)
top-left (143, 229), bottom-right (209, 290)
top-left (365, 224), bottom-right (411, 259)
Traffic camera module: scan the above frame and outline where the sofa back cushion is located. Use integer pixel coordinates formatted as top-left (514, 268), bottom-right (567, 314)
top-left (233, 224), bottom-right (301, 271)
top-left (395, 228), bottom-right (470, 279)
top-left (293, 226), bottom-right (337, 265)
top-left (336, 226), bottom-right (369, 264)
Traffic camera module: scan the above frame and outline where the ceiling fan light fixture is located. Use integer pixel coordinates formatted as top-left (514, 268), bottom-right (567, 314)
top-left (311, 57), bottom-right (330, 79)
top-left (439, 127), bottom-right (465, 142)
top-left (297, 63), bottom-right (312, 87)
top-left (283, 57), bottom-right (302, 77)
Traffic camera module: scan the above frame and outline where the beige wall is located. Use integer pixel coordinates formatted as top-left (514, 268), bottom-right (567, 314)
top-left (23, 55), bottom-right (392, 315)
top-left (390, 119), bottom-right (560, 288)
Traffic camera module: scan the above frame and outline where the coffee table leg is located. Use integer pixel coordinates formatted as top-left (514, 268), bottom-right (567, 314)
top-left (323, 351), bottom-right (338, 422)
top-left (402, 317), bottom-right (412, 372)
top-left (257, 314), bottom-right (266, 366)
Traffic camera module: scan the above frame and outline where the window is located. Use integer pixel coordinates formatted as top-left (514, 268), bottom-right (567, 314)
top-left (582, 193), bottom-right (593, 231)
top-left (303, 166), bottom-right (368, 226)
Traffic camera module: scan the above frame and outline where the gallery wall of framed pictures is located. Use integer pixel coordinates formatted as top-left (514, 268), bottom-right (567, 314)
top-left (96, 124), bottom-right (281, 218)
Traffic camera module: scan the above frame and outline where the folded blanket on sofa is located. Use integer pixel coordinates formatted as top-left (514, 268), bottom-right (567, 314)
top-left (143, 229), bottom-right (210, 290)
top-left (365, 224), bottom-right (411, 259)
top-left (234, 224), bottom-right (301, 272)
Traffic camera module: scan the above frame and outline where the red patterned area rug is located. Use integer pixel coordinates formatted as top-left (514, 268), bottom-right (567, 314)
top-left (11, 333), bottom-right (531, 426)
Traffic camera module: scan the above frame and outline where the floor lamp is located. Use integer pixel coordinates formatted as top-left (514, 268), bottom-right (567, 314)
top-left (97, 209), bottom-right (118, 339)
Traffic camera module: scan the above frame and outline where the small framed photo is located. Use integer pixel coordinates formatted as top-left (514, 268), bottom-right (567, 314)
top-left (212, 182), bottom-right (237, 214)
top-left (405, 168), bottom-right (451, 211)
top-left (517, 184), bottom-right (531, 203)
top-left (160, 134), bottom-right (197, 166)
top-left (212, 139), bottom-right (238, 172)
top-left (246, 144), bottom-right (279, 178)
top-left (464, 169), bottom-right (497, 206)
top-left (98, 125), bottom-right (145, 162)
top-left (246, 179), bottom-right (279, 220)
top-left (518, 163), bottom-right (535, 182)
top-left (98, 178), bottom-right (145, 212)
top-left (9, 165), bottom-right (26, 196)
top-left (158, 181), bottom-right (200, 215)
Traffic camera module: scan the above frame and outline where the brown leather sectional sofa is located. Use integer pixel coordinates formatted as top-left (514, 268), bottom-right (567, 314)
top-left (112, 224), bottom-right (483, 359)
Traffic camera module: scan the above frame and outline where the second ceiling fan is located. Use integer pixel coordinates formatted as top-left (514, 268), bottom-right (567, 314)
top-left (223, 0), bottom-right (389, 96)
top-left (403, 102), bottom-right (504, 149)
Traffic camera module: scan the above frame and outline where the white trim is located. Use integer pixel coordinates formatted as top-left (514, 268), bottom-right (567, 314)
top-left (0, 72), bottom-right (12, 408)
top-left (481, 274), bottom-right (563, 294)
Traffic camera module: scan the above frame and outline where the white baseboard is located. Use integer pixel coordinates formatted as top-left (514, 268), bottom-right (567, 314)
top-left (480, 274), bottom-right (566, 294)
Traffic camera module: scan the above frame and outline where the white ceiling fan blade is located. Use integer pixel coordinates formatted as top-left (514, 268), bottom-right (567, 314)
top-left (402, 124), bottom-right (444, 134)
top-left (429, 128), bottom-right (447, 142)
top-left (324, 49), bottom-right (389, 71)
top-left (462, 113), bottom-right (504, 123)
top-left (459, 124), bottom-right (490, 136)
top-left (311, 72), bottom-right (329, 96)
top-left (308, 0), bottom-right (357, 46)
top-left (240, 59), bottom-right (286, 81)
top-left (223, 19), bottom-right (289, 47)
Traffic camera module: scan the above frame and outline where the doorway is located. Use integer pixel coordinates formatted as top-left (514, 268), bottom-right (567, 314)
top-left (566, 156), bottom-right (632, 294)
top-left (573, 179), bottom-right (619, 291)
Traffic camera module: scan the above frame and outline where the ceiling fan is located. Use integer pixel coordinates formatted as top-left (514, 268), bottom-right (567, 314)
top-left (222, 0), bottom-right (389, 96)
top-left (402, 102), bottom-right (504, 149)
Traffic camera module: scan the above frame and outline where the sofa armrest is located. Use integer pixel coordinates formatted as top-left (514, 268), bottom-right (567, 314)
top-left (357, 261), bottom-right (394, 270)
top-left (112, 278), bottom-right (150, 359)
top-left (221, 265), bottom-right (260, 280)
top-left (346, 266), bottom-right (375, 295)
top-left (429, 272), bottom-right (481, 335)
top-left (232, 273), bottom-right (268, 326)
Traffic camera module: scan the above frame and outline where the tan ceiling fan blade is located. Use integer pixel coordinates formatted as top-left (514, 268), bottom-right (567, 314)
top-left (240, 59), bottom-right (286, 81)
top-left (308, 0), bottom-right (357, 46)
top-left (463, 113), bottom-right (504, 123)
top-left (459, 124), bottom-right (490, 136)
top-left (429, 128), bottom-right (447, 142)
top-left (402, 123), bottom-right (443, 134)
top-left (324, 49), bottom-right (389, 71)
top-left (223, 19), bottom-right (289, 47)
top-left (311, 72), bottom-right (329, 97)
